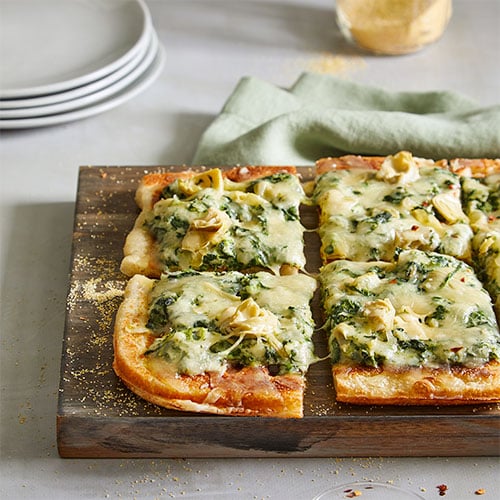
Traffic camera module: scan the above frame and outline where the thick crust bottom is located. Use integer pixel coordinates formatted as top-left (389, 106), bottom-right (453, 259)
top-left (113, 275), bottom-right (305, 418)
top-left (120, 212), bottom-right (163, 277)
top-left (332, 363), bottom-right (500, 405)
top-left (116, 365), bottom-right (305, 417)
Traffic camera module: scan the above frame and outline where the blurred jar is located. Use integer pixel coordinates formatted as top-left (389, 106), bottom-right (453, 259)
top-left (336, 0), bottom-right (452, 55)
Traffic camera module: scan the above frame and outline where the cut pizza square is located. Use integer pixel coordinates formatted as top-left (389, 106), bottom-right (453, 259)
top-left (313, 151), bottom-right (473, 264)
top-left (113, 270), bottom-right (317, 417)
top-left (120, 167), bottom-right (307, 277)
top-left (319, 249), bottom-right (500, 405)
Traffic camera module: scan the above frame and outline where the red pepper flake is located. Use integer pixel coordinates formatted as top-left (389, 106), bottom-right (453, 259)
top-left (450, 346), bottom-right (463, 353)
top-left (460, 277), bottom-right (466, 282)
top-left (437, 484), bottom-right (448, 496)
top-left (411, 225), bottom-right (419, 231)
top-left (475, 489), bottom-right (486, 495)
top-left (390, 278), bottom-right (398, 284)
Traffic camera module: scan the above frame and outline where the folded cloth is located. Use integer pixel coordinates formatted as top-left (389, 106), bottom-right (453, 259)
top-left (192, 72), bottom-right (500, 165)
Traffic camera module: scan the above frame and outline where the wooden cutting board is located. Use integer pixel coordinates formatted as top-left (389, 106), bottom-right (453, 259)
top-left (57, 166), bottom-right (500, 458)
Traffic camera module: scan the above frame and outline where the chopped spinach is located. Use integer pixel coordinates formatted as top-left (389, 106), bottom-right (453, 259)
top-left (281, 206), bottom-right (299, 221)
top-left (146, 295), bottom-right (177, 331)
top-left (466, 309), bottom-right (494, 328)
top-left (424, 304), bottom-right (448, 325)
top-left (329, 298), bottom-right (361, 326)
top-left (356, 211), bottom-right (392, 232)
top-left (383, 187), bottom-right (409, 204)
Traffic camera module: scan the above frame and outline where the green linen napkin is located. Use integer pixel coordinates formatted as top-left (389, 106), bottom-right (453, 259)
top-left (192, 72), bottom-right (500, 165)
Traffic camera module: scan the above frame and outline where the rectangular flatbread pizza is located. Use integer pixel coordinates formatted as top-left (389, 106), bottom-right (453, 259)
top-left (113, 270), bottom-right (317, 417)
top-left (113, 152), bottom-right (500, 414)
top-left (319, 249), bottom-right (500, 405)
top-left (314, 152), bottom-right (500, 405)
top-left (120, 166), bottom-right (307, 277)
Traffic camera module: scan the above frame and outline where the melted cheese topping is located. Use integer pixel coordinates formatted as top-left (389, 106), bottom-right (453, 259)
top-left (461, 174), bottom-right (500, 233)
top-left (145, 271), bottom-right (317, 375)
top-left (313, 152), bottom-right (472, 262)
top-left (376, 151), bottom-right (421, 185)
top-left (320, 249), bottom-right (500, 368)
top-left (181, 207), bottom-right (232, 266)
top-left (144, 171), bottom-right (306, 273)
top-left (461, 174), bottom-right (500, 314)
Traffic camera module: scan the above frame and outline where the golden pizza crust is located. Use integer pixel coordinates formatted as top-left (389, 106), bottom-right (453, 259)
top-left (448, 158), bottom-right (500, 178)
top-left (120, 212), bottom-right (163, 277)
top-left (113, 275), bottom-right (306, 418)
top-left (316, 155), bottom-right (386, 174)
top-left (225, 165), bottom-right (297, 182)
top-left (333, 362), bottom-right (500, 405)
top-left (135, 171), bottom-right (196, 210)
top-left (316, 154), bottom-right (500, 177)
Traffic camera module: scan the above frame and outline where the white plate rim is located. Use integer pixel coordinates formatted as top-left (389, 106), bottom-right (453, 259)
top-left (0, 44), bottom-right (165, 129)
top-left (0, 21), bottom-right (152, 110)
top-left (0, 31), bottom-right (158, 119)
top-left (0, 0), bottom-right (152, 99)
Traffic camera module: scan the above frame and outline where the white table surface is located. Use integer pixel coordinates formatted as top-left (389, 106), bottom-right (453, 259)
top-left (1, 1), bottom-right (499, 499)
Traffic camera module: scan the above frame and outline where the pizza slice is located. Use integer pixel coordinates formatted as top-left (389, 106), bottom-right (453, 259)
top-left (113, 270), bottom-right (317, 417)
top-left (460, 170), bottom-right (500, 318)
top-left (319, 249), bottom-right (500, 405)
top-left (121, 166), bottom-right (307, 277)
top-left (313, 151), bottom-right (473, 264)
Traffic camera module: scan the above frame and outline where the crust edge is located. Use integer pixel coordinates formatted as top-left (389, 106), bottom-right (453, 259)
top-left (332, 362), bottom-right (500, 405)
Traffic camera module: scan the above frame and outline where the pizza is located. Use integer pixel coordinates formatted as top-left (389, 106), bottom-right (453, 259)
top-left (113, 152), bottom-right (500, 415)
top-left (120, 166), bottom-right (307, 277)
top-left (313, 151), bottom-right (473, 264)
top-left (315, 151), bottom-right (500, 405)
top-left (113, 270), bottom-right (317, 417)
top-left (319, 249), bottom-right (500, 404)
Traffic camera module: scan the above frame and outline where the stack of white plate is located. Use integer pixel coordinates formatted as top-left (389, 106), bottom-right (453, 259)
top-left (0, 0), bottom-right (164, 129)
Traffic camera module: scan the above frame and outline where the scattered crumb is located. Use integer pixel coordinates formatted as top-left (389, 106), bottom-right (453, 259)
top-left (437, 484), bottom-right (448, 496)
top-left (475, 489), bottom-right (486, 496)
top-left (305, 53), bottom-right (366, 75)
top-left (344, 490), bottom-right (362, 498)
top-left (283, 51), bottom-right (366, 79)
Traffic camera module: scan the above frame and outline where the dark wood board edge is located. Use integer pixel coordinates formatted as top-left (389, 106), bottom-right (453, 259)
top-left (57, 413), bottom-right (500, 458)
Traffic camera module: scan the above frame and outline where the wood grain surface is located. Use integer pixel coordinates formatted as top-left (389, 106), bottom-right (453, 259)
top-left (57, 166), bottom-right (500, 458)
